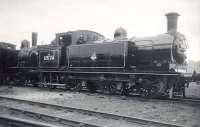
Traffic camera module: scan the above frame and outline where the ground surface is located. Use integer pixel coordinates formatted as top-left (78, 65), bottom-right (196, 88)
top-left (0, 83), bottom-right (199, 127)
top-left (185, 82), bottom-right (200, 98)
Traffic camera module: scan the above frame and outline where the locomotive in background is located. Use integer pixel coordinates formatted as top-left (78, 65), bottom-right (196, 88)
top-left (14, 12), bottom-right (189, 98)
top-left (0, 42), bottom-right (18, 85)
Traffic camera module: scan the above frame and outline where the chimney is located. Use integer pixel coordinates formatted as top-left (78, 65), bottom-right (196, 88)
top-left (32, 32), bottom-right (38, 46)
top-left (165, 12), bottom-right (180, 33)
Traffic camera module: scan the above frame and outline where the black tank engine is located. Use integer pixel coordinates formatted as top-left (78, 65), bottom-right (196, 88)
top-left (15, 12), bottom-right (189, 98)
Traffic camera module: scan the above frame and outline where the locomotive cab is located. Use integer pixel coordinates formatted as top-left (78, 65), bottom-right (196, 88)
top-left (56, 33), bottom-right (72, 66)
top-left (56, 33), bottom-right (72, 47)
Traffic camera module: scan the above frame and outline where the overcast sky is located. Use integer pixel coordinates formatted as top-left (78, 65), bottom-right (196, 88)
top-left (0, 0), bottom-right (199, 60)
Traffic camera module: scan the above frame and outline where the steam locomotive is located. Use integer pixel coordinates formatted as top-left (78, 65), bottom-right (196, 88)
top-left (0, 42), bottom-right (18, 85)
top-left (13, 12), bottom-right (189, 98)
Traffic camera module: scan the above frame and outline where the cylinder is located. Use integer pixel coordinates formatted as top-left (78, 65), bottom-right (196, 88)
top-left (32, 32), bottom-right (38, 46)
top-left (165, 12), bottom-right (180, 33)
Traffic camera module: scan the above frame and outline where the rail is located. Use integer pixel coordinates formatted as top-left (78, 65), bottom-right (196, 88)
top-left (0, 96), bottom-right (185, 127)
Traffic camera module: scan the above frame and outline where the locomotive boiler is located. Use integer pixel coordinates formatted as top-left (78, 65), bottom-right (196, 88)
top-left (15, 12), bottom-right (189, 98)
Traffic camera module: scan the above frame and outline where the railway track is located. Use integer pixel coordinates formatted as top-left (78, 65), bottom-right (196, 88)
top-left (127, 95), bottom-right (200, 105)
top-left (170, 97), bottom-right (200, 105)
top-left (70, 90), bottom-right (200, 105)
top-left (84, 91), bottom-right (200, 105)
top-left (0, 115), bottom-right (54, 127)
top-left (0, 96), bottom-right (185, 127)
top-left (0, 106), bottom-right (95, 127)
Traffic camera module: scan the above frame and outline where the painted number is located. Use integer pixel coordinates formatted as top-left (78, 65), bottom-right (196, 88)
top-left (44, 55), bottom-right (54, 61)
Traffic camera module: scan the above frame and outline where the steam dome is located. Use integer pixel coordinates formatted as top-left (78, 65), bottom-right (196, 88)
top-left (114, 27), bottom-right (127, 39)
